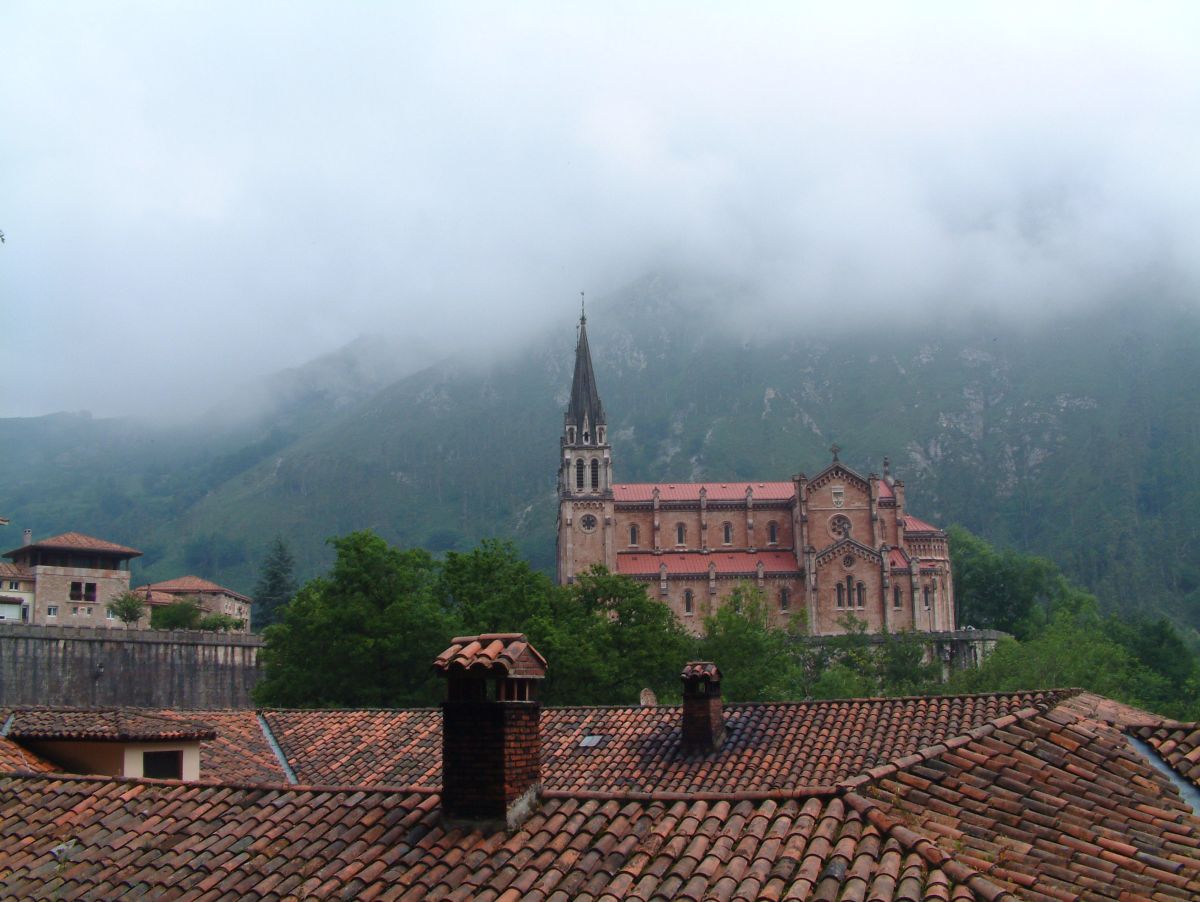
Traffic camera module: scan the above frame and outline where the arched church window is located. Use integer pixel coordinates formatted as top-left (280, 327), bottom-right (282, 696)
top-left (583, 431), bottom-right (590, 444)
top-left (722, 522), bottom-right (733, 545)
top-left (684, 589), bottom-right (694, 615)
top-left (567, 426), bottom-right (576, 444)
top-left (836, 584), bottom-right (844, 607)
top-left (676, 523), bottom-right (686, 546)
top-left (780, 587), bottom-right (790, 611)
top-left (768, 521), bottom-right (778, 544)
top-left (856, 582), bottom-right (865, 607)
top-left (893, 585), bottom-right (902, 608)
top-left (591, 458), bottom-right (600, 490)
top-left (629, 524), bottom-right (639, 546)
top-left (575, 459), bottom-right (585, 490)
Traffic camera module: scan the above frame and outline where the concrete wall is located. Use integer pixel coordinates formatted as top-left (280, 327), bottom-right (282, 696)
top-left (0, 623), bottom-right (262, 709)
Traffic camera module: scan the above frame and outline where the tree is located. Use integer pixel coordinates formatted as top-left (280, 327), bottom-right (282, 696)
top-left (106, 591), bottom-right (146, 628)
top-left (255, 531), bottom-right (455, 708)
top-left (150, 597), bottom-right (204, 630)
top-left (252, 537), bottom-right (298, 631)
top-left (198, 612), bottom-right (244, 632)
top-left (948, 526), bottom-right (1058, 638)
top-left (698, 584), bottom-right (797, 702)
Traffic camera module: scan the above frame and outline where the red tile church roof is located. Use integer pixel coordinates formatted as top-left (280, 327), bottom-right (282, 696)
top-left (138, 575), bottom-right (251, 602)
top-left (902, 515), bottom-right (942, 533)
top-left (613, 481), bottom-right (796, 502)
top-left (617, 550), bottom-right (800, 576)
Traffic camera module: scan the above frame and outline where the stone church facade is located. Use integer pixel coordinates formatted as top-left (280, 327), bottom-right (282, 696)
top-left (556, 313), bottom-right (955, 636)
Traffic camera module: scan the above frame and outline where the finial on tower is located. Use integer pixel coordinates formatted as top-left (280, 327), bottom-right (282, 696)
top-left (830, 443), bottom-right (841, 462)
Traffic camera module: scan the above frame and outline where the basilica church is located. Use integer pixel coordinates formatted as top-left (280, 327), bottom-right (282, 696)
top-left (556, 312), bottom-right (955, 636)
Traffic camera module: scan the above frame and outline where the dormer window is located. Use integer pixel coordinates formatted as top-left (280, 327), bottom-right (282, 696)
top-left (583, 431), bottom-right (590, 444)
top-left (598, 426), bottom-right (605, 443)
top-left (567, 426), bottom-right (576, 444)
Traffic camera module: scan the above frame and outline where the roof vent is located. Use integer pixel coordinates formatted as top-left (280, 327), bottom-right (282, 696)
top-left (433, 634), bottom-right (547, 830)
top-left (680, 661), bottom-right (725, 755)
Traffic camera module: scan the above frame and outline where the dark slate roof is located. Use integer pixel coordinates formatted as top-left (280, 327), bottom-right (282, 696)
top-left (565, 315), bottom-right (605, 430)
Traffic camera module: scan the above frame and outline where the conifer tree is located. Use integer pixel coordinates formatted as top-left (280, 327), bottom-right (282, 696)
top-left (252, 537), bottom-right (297, 631)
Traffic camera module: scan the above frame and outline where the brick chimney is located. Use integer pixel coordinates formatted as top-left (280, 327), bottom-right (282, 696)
top-left (680, 661), bottom-right (725, 754)
top-left (432, 633), bottom-right (547, 830)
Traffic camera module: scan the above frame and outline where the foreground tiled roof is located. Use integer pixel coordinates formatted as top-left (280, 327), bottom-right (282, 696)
top-left (138, 575), bottom-right (251, 602)
top-left (613, 481), bottom-right (796, 503)
top-left (1135, 722), bottom-right (1200, 790)
top-left (259, 692), bottom-right (1064, 793)
top-left (617, 550), bottom-right (800, 576)
top-left (2, 531), bottom-right (141, 558)
top-left (2, 690), bottom-right (1199, 899)
top-left (0, 735), bottom-right (57, 774)
top-left (857, 706), bottom-right (1200, 899)
top-left (0, 778), bottom-right (999, 900)
top-left (6, 709), bottom-right (216, 742)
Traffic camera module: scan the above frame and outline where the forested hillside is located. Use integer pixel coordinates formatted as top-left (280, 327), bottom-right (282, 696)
top-left (2, 276), bottom-right (1198, 638)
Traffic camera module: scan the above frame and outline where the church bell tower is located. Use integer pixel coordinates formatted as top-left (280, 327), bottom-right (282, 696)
top-left (556, 303), bottom-right (615, 584)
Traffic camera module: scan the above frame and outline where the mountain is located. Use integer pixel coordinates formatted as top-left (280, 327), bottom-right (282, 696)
top-left (2, 276), bottom-right (1198, 638)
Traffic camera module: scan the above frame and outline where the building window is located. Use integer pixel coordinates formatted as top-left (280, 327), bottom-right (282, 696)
top-left (46, 606), bottom-right (58, 617)
top-left (106, 609), bottom-right (116, 620)
top-left (629, 524), bottom-right (639, 546)
top-left (676, 523), bottom-right (686, 546)
top-left (567, 426), bottom-right (576, 443)
top-left (923, 586), bottom-right (931, 608)
top-left (780, 587), bottom-right (790, 611)
top-left (575, 459), bottom-right (585, 490)
top-left (768, 522), bottom-right (778, 545)
top-left (893, 585), bottom-right (902, 609)
top-left (832, 486), bottom-right (845, 508)
top-left (84, 606), bottom-right (93, 616)
top-left (722, 522), bottom-right (733, 545)
top-left (7, 581), bottom-right (18, 590)
top-left (856, 582), bottom-right (865, 608)
top-left (683, 589), bottom-right (694, 615)
top-left (591, 458), bottom-right (600, 490)
top-left (830, 515), bottom-right (852, 539)
top-left (69, 582), bottom-right (97, 602)
top-left (142, 750), bottom-right (183, 780)
top-left (71, 606), bottom-right (80, 616)
top-left (836, 584), bottom-right (844, 607)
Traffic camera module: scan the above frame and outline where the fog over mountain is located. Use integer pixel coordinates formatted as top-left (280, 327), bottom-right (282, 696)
top-left (3, 3), bottom-right (1200, 418)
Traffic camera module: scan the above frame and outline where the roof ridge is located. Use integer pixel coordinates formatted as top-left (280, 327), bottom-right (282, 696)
top-left (0, 771), bottom-right (442, 795)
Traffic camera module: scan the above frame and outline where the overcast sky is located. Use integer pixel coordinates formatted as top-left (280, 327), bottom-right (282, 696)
top-left (3, 3), bottom-right (1199, 418)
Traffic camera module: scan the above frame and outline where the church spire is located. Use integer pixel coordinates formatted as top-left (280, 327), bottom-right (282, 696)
top-left (566, 307), bottom-right (605, 438)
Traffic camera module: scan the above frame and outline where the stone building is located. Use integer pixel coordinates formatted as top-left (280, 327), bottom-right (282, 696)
top-left (556, 313), bottom-right (954, 635)
top-left (0, 531), bottom-right (141, 627)
top-left (134, 575), bottom-right (252, 632)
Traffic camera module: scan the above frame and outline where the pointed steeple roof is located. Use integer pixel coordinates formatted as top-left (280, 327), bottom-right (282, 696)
top-left (566, 313), bottom-right (605, 430)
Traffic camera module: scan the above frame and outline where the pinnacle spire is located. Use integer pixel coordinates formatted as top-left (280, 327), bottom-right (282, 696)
top-left (566, 305), bottom-right (605, 438)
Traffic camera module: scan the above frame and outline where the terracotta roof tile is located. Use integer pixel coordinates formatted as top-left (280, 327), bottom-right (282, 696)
top-left (0, 777), bottom-right (991, 900)
top-left (0, 735), bottom-right (57, 773)
top-left (432, 633), bottom-right (547, 677)
top-left (0, 561), bottom-right (31, 579)
top-left (2, 531), bottom-right (142, 557)
top-left (613, 482), bottom-right (796, 503)
top-left (681, 662), bottom-right (722, 682)
top-left (7, 708), bottom-right (217, 742)
top-left (137, 575), bottom-right (251, 603)
top-left (617, 550), bottom-right (799, 576)
top-left (1134, 722), bottom-right (1200, 789)
top-left (901, 516), bottom-right (942, 535)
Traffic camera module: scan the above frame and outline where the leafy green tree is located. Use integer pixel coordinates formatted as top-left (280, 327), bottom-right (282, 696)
top-left (198, 612), bottom-right (244, 632)
top-left (698, 584), bottom-right (796, 702)
top-left (150, 597), bottom-right (204, 630)
top-left (255, 531), bottom-right (456, 708)
top-left (949, 526), bottom-right (1058, 638)
top-left (106, 591), bottom-right (146, 628)
top-left (252, 537), bottom-right (298, 631)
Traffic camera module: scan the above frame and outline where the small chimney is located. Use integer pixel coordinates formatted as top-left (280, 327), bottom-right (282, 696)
top-left (680, 661), bottom-right (725, 754)
top-left (22, 528), bottom-right (32, 546)
top-left (433, 633), bottom-right (547, 830)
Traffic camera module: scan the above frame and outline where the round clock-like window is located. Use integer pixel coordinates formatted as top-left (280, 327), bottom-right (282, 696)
top-left (579, 514), bottom-right (598, 532)
top-left (842, 554), bottom-right (856, 569)
top-left (829, 515), bottom-right (852, 539)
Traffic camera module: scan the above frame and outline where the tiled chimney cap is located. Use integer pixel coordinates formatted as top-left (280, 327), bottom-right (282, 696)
top-left (433, 633), bottom-right (547, 679)
top-left (681, 661), bottom-right (722, 682)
